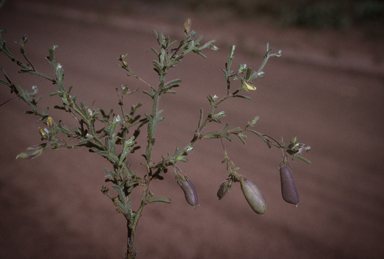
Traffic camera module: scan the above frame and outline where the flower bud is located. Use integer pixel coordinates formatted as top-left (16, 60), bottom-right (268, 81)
top-left (38, 127), bottom-right (48, 140)
top-left (47, 117), bottom-right (54, 130)
top-left (174, 166), bottom-right (199, 208)
top-left (242, 81), bottom-right (256, 92)
top-left (184, 18), bottom-right (192, 35)
top-left (240, 176), bottom-right (266, 215)
top-left (279, 164), bottom-right (299, 205)
top-left (217, 178), bottom-right (232, 200)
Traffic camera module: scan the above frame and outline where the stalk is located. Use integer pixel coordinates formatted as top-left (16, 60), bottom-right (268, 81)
top-left (126, 201), bottom-right (146, 259)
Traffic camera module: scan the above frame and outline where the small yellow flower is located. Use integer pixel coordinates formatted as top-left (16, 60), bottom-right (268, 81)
top-left (242, 81), bottom-right (256, 92)
top-left (47, 117), bottom-right (54, 129)
top-left (39, 127), bottom-right (48, 140)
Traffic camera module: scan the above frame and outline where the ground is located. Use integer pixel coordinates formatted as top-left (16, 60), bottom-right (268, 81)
top-left (1, 1), bottom-right (384, 258)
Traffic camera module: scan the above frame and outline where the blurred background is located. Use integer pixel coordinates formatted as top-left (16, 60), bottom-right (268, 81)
top-left (1, 0), bottom-right (383, 258)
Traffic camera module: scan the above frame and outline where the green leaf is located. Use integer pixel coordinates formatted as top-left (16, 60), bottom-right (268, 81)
top-left (248, 116), bottom-right (259, 127)
top-left (236, 133), bottom-right (247, 145)
top-left (118, 203), bottom-right (129, 215)
top-left (213, 111), bottom-right (226, 119)
top-left (143, 90), bottom-right (154, 99)
top-left (104, 168), bottom-right (115, 181)
top-left (155, 116), bottom-right (164, 124)
top-left (247, 129), bottom-right (271, 148)
top-left (164, 78), bottom-right (181, 88)
top-left (234, 94), bottom-right (251, 100)
top-left (168, 40), bottom-right (177, 49)
top-left (153, 29), bottom-right (158, 40)
top-left (223, 134), bottom-right (232, 142)
top-left (296, 155), bottom-right (311, 164)
top-left (173, 147), bottom-right (181, 157)
top-left (119, 137), bottom-right (135, 165)
top-left (196, 52), bottom-right (207, 59)
top-left (146, 197), bottom-right (172, 204)
top-left (0, 78), bottom-right (8, 86)
top-left (98, 151), bottom-right (119, 163)
top-left (112, 184), bottom-right (127, 204)
top-left (151, 47), bottom-right (159, 56)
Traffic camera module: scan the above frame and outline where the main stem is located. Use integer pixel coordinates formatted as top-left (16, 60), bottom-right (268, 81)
top-left (145, 73), bottom-right (165, 164)
top-left (126, 201), bottom-right (146, 259)
top-left (127, 73), bottom-right (165, 258)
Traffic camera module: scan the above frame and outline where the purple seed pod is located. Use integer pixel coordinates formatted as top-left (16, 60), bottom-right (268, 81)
top-left (174, 166), bottom-right (199, 208)
top-left (280, 164), bottom-right (299, 205)
top-left (217, 178), bottom-right (232, 200)
top-left (240, 176), bottom-right (267, 215)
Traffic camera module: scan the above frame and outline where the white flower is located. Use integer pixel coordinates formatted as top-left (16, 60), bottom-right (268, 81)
top-left (210, 45), bottom-right (219, 51)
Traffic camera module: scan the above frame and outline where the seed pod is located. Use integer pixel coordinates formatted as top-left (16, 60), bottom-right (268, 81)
top-left (240, 176), bottom-right (266, 215)
top-left (16, 145), bottom-right (44, 159)
top-left (280, 164), bottom-right (299, 205)
top-left (174, 166), bottom-right (199, 208)
top-left (217, 178), bottom-right (232, 200)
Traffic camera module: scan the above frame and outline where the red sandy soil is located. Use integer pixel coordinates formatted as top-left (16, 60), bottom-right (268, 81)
top-left (1, 1), bottom-right (384, 258)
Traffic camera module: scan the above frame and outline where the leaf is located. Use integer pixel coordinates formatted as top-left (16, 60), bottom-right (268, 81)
top-left (248, 116), bottom-right (259, 127)
top-left (236, 133), bottom-right (247, 145)
top-left (155, 116), bottom-right (164, 124)
top-left (196, 51), bottom-right (207, 59)
top-left (296, 155), bottom-right (311, 164)
top-left (168, 40), bottom-right (177, 49)
top-left (104, 167), bottom-right (115, 181)
top-left (164, 78), bottom-right (181, 88)
top-left (223, 134), bottom-right (232, 142)
top-left (152, 60), bottom-right (163, 70)
top-left (247, 129), bottom-right (271, 148)
top-left (119, 137), bottom-right (136, 165)
top-left (0, 78), bottom-right (9, 86)
top-left (151, 47), bottom-right (159, 56)
top-left (53, 105), bottom-right (66, 110)
top-left (112, 184), bottom-right (127, 204)
top-left (98, 151), bottom-right (119, 163)
top-left (146, 197), bottom-right (172, 204)
top-left (118, 203), bottom-right (129, 215)
top-left (143, 90), bottom-right (154, 99)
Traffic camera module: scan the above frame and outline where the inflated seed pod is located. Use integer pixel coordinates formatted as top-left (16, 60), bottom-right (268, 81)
top-left (217, 178), bottom-right (232, 200)
top-left (279, 164), bottom-right (299, 205)
top-left (240, 176), bottom-right (267, 215)
top-left (174, 166), bottom-right (199, 208)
